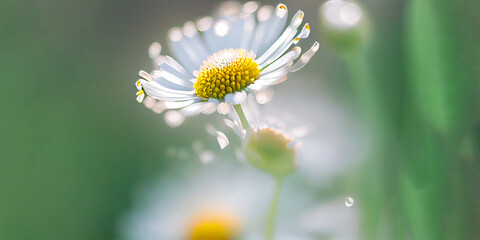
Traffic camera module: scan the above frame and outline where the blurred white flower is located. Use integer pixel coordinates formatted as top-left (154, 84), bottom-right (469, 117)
top-left (135, 1), bottom-right (318, 120)
top-left (118, 160), bottom-right (360, 240)
top-left (118, 164), bottom-right (275, 240)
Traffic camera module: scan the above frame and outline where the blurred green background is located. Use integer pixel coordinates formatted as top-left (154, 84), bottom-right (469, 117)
top-left (1, 0), bottom-right (479, 239)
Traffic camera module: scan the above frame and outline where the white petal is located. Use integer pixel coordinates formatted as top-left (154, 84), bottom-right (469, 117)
top-left (256, 10), bottom-right (304, 65)
top-left (226, 103), bottom-right (245, 137)
top-left (136, 92), bottom-right (145, 103)
top-left (139, 70), bottom-right (154, 81)
top-left (216, 131), bottom-right (229, 149)
top-left (224, 91), bottom-right (247, 105)
top-left (217, 102), bottom-right (230, 115)
top-left (153, 70), bottom-right (194, 90)
top-left (205, 124), bottom-right (230, 149)
top-left (289, 42), bottom-right (320, 72)
top-left (251, 4), bottom-right (288, 54)
top-left (208, 98), bottom-right (220, 105)
top-left (240, 94), bottom-right (261, 128)
top-left (223, 118), bottom-right (236, 129)
top-left (169, 27), bottom-right (203, 73)
top-left (135, 80), bottom-right (143, 90)
top-left (201, 102), bottom-right (217, 115)
top-left (141, 80), bottom-right (197, 101)
top-left (239, 14), bottom-right (257, 50)
top-left (163, 100), bottom-right (196, 109)
top-left (157, 55), bottom-right (190, 77)
top-left (203, 17), bottom-right (245, 52)
top-left (179, 102), bottom-right (210, 116)
top-left (253, 75), bottom-right (288, 86)
top-left (260, 47), bottom-right (301, 74)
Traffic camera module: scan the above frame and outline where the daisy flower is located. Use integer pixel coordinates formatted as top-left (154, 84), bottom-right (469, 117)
top-left (118, 163), bottom-right (273, 240)
top-left (135, 1), bottom-right (319, 118)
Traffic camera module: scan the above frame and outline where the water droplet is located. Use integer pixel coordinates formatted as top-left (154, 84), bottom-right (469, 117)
top-left (345, 196), bottom-right (354, 207)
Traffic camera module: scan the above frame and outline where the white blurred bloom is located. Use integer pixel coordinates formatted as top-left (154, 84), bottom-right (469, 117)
top-left (118, 161), bottom-right (360, 240)
top-left (135, 1), bottom-right (318, 119)
top-left (118, 164), bottom-right (274, 240)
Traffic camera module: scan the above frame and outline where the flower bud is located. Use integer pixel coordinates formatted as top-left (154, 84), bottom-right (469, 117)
top-left (319, 0), bottom-right (370, 52)
top-left (242, 128), bottom-right (296, 178)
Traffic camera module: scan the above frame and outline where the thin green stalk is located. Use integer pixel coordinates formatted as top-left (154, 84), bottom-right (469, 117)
top-left (233, 104), bottom-right (249, 129)
top-left (265, 178), bottom-right (283, 240)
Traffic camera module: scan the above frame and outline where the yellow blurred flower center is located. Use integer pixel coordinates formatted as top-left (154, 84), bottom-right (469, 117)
top-left (189, 211), bottom-right (239, 240)
top-left (194, 49), bottom-right (260, 99)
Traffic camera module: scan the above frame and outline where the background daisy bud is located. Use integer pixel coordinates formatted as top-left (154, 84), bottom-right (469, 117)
top-left (319, 0), bottom-right (370, 52)
top-left (242, 128), bottom-right (296, 179)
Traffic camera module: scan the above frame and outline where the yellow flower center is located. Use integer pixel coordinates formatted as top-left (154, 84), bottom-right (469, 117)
top-left (194, 49), bottom-right (260, 99)
top-left (189, 211), bottom-right (239, 240)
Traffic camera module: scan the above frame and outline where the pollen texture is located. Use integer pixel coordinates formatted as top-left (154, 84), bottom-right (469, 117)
top-left (194, 49), bottom-right (260, 99)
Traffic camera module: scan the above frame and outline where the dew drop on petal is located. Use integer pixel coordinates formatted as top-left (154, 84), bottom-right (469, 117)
top-left (199, 151), bottom-right (215, 164)
top-left (164, 110), bottom-right (185, 128)
top-left (216, 131), bottom-right (229, 149)
top-left (214, 20), bottom-right (230, 37)
top-left (345, 196), bottom-right (355, 207)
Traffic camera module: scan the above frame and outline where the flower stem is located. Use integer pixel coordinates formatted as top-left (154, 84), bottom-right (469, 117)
top-left (265, 178), bottom-right (283, 240)
top-left (233, 104), bottom-right (250, 129)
